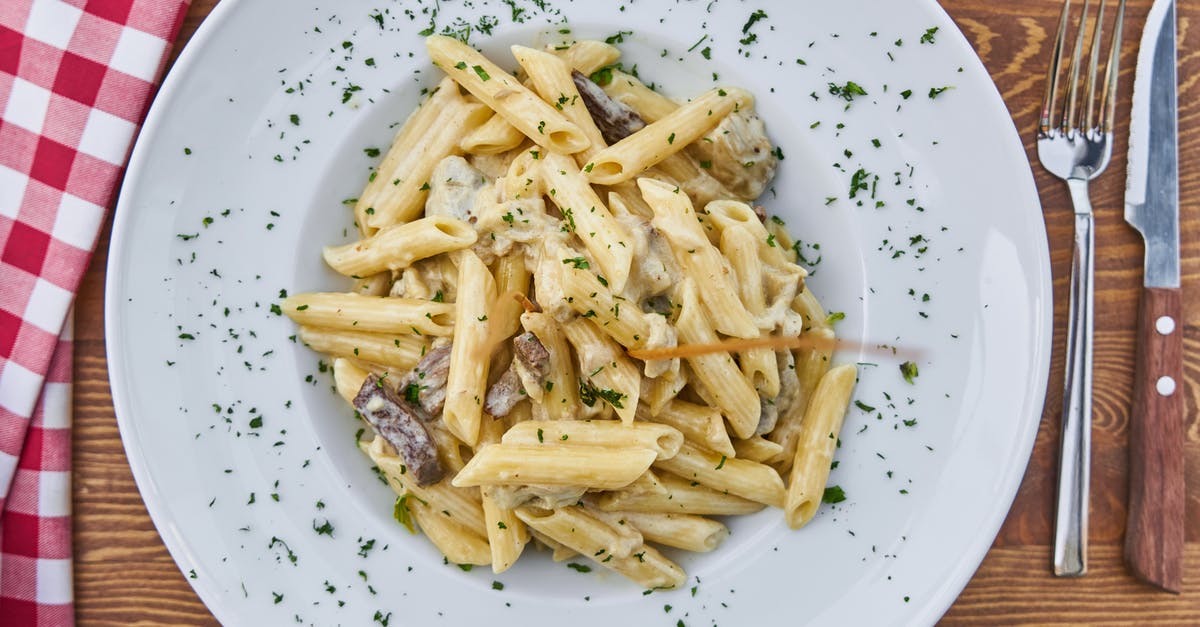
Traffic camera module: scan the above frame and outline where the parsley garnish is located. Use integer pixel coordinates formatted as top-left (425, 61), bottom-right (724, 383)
top-left (822, 486), bottom-right (847, 504)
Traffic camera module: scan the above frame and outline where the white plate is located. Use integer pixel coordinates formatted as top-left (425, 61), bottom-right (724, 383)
top-left (107, 1), bottom-right (1050, 624)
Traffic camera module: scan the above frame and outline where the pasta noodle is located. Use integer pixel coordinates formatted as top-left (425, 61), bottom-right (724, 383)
top-left (287, 35), bottom-right (859, 589)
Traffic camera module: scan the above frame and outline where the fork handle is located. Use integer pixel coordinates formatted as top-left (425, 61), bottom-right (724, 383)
top-left (1125, 286), bottom-right (1185, 593)
top-left (1053, 182), bottom-right (1094, 577)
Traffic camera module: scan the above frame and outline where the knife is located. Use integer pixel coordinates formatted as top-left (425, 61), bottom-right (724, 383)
top-left (1122, 0), bottom-right (1184, 594)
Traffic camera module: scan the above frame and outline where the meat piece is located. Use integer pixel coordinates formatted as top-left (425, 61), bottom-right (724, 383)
top-left (757, 350), bottom-right (800, 435)
top-left (512, 332), bottom-right (550, 382)
top-left (354, 375), bottom-right (445, 486)
top-left (483, 332), bottom-right (550, 417)
top-left (572, 70), bottom-right (646, 144)
top-left (397, 343), bottom-right (452, 418)
top-left (484, 366), bottom-right (525, 417)
top-left (685, 108), bottom-right (778, 201)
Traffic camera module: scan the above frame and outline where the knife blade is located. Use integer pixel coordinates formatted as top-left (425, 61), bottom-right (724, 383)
top-left (1122, 0), bottom-right (1184, 594)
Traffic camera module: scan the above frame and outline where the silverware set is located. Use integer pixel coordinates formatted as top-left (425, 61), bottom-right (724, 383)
top-left (1036, 0), bottom-right (1183, 592)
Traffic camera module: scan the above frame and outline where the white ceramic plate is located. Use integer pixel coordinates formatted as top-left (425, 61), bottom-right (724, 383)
top-left (107, 1), bottom-right (1050, 624)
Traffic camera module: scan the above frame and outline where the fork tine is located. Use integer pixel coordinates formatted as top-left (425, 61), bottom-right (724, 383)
top-left (1082, 1), bottom-right (1106, 131)
top-left (1040, 0), bottom-right (1073, 135)
top-left (1063, 0), bottom-right (1091, 132)
top-left (1099, 0), bottom-right (1126, 134)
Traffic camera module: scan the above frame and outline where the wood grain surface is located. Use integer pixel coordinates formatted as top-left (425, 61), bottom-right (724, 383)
top-left (72, 0), bottom-right (1200, 624)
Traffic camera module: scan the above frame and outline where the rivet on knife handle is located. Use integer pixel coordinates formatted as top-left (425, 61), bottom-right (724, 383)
top-left (1124, 287), bottom-right (1185, 593)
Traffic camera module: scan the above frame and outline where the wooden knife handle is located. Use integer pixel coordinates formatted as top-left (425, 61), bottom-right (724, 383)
top-left (1124, 286), bottom-right (1185, 593)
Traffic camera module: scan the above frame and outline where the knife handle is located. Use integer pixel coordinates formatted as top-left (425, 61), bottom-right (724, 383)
top-left (1124, 286), bottom-right (1185, 593)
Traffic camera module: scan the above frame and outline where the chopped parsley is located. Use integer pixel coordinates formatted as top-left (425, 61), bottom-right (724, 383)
top-left (822, 486), bottom-right (847, 504)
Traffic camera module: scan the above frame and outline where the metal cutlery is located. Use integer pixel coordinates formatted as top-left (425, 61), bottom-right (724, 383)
top-left (1122, 0), bottom-right (1184, 594)
top-left (1036, 0), bottom-right (1125, 578)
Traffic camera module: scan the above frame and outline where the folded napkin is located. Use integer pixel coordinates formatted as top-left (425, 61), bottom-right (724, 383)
top-left (0, 0), bottom-right (189, 622)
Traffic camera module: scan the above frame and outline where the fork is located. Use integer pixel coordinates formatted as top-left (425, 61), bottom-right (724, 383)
top-left (1036, 0), bottom-right (1125, 578)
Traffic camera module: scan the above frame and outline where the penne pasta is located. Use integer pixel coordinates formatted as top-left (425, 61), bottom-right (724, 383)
top-left (443, 251), bottom-right (497, 446)
top-left (596, 471), bottom-right (764, 516)
top-left (502, 420), bottom-right (683, 460)
top-left (541, 151), bottom-right (635, 292)
top-left (515, 506), bottom-right (685, 589)
top-left (427, 35), bottom-right (591, 155)
top-left (636, 398), bottom-right (735, 458)
top-left (785, 364), bottom-right (857, 529)
top-left (323, 215), bottom-right (478, 278)
top-left (583, 87), bottom-right (750, 185)
top-left (640, 178), bottom-right (759, 338)
top-left (460, 113), bottom-right (528, 155)
top-left (615, 511), bottom-right (727, 553)
top-left (453, 443), bottom-right (656, 490)
top-left (283, 292), bottom-right (455, 336)
top-left (561, 318), bottom-right (643, 423)
top-left (672, 280), bottom-right (761, 439)
top-left (298, 326), bottom-right (425, 371)
top-left (654, 441), bottom-right (786, 508)
top-left (289, 34), bottom-right (856, 589)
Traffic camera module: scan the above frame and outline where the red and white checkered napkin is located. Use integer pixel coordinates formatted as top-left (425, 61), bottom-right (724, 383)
top-left (0, 0), bottom-right (188, 623)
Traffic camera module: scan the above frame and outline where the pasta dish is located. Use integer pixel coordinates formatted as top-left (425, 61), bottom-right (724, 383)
top-left (283, 34), bottom-right (857, 589)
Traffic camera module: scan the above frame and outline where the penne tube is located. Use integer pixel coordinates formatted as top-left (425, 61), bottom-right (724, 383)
top-left (409, 496), bottom-right (493, 566)
top-left (640, 366), bottom-right (688, 417)
top-left (369, 438), bottom-right (487, 535)
top-left (460, 113), bottom-right (528, 155)
top-left (298, 326), bottom-right (425, 371)
top-left (703, 200), bottom-right (794, 268)
top-left (561, 318), bottom-right (642, 423)
top-left (654, 441), bottom-right (785, 508)
top-left (519, 312), bottom-right (581, 421)
top-left (552, 40), bottom-right (621, 76)
top-left (443, 251), bottom-right (497, 446)
top-left (767, 326), bottom-right (835, 471)
top-left (558, 254), bottom-right (654, 349)
top-left (352, 272), bottom-right (392, 296)
top-left (583, 87), bottom-right (750, 185)
top-left (481, 486), bottom-right (529, 573)
top-left (620, 469), bottom-right (668, 497)
top-left (490, 253), bottom-right (532, 341)
top-left (785, 364), bottom-right (857, 529)
top-left (672, 280), bottom-right (761, 439)
top-left (541, 151), bottom-right (634, 292)
top-left (452, 443), bottom-right (656, 491)
top-left (363, 99), bottom-right (491, 230)
top-left (354, 77), bottom-right (460, 235)
top-left (635, 399), bottom-right (735, 458)
top-left (427, 35), bottom-right (590, 154)
top-left (595, 472), bottom-right (764, 516)
top-left (616, 511), bottom-right (728, 553)
top-left (332, 358), bottom-right (369, 405)
top-left (502, 420), bottom-right (683, 460)
top-left (733, 436), bottom-right (785, 464)
top-left (640, 178), bottom-right (758, 338)
top-left (323, 215), bottom-right (478, 277)
top-left (512, 46), bottom-right (607, 162)
top-left (515, 506), bottom-right (685, 589)
top-left (283, 292), bottom-right (456, 336)
top-left (601, 70), bottom-right (678, 123)
top-left (530, 529), bottom-right (578, 562)
top-left (719, 225), bottom-right (780, 396)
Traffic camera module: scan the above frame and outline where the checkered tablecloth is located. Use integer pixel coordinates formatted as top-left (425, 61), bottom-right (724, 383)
top-left (0, 1), bottom-right (189, 623)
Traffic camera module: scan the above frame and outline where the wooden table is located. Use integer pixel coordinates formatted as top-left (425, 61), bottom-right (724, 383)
top-left (72, 0), bottom-right (1199, 623)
